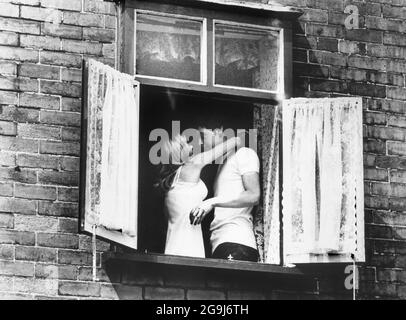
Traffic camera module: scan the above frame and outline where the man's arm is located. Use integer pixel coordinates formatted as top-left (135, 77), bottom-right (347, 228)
top-left (190, 172), bottom-right (260, 225)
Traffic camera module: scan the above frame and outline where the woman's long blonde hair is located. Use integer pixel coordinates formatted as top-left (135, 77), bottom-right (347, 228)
top-left (154, 134), bottom-right (191, 192)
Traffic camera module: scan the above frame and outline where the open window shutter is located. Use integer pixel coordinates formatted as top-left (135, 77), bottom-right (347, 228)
top-left (282, 97), bottom-right (365, 264)
top-left (80, 59), bottom-right (139, 249)
top-left (254, 104), bottom-right (281, 264)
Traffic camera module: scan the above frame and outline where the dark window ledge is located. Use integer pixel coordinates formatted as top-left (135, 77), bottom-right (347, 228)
top-left (103, 251), bottom-right (308, 277)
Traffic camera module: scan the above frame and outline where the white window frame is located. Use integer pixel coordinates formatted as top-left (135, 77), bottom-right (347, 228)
top-left (134, 9), bottom-right (208, 85)
top-left (212, 19), bottom-right (284, 96)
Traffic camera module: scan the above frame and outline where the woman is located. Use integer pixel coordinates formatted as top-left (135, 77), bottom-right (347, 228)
top-left (156, 132), bottom-right (241, 258)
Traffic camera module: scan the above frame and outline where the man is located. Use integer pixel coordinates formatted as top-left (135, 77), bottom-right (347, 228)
top-left (190, 128), bottom-right (260, 262)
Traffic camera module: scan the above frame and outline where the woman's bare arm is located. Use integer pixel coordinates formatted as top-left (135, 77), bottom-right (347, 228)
top-left (190, 136), bottom-right (241, 166)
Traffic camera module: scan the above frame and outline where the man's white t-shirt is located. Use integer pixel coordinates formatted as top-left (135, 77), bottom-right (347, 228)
top-left (210, 147), bottom-right (260, 252)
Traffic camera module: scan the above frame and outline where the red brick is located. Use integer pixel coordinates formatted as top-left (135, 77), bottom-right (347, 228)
top-left (83, 0), bottom-right (115, 15)
top-left (15, 245), bottom-right (57, 263)
top-left (83, 28), bottom-right (115, 43)
top-left (61, 127), bottom-right (80, 141)
top-left (365, 16), bottom-right (406, 33)
top-left (102, 43), bottom-right (115, 58)
top-left (366, 126), bottom-right (406, 141)
top-left (0, 167), bottom-right (37, 184)
top-left (20, 35), bottom-right (61, 51)
top-left (40, 48), bottom-right (82, 66)
top-left (0, 151), bottom-right (16, 167)
top-left (57, 187), bottom-right (78, 202)
top-left (373, 211), bottom-right (406, 226)
top-left (0, 245), bottom-right (14, 260)
top-left (387, 87), bottom-right (406, 101)
top-left (0, 76), bottom-right (38, 92)
top-left (367, 99), bottom-right (406, 114)
top-left (0, 120), bottom-right (17, 136)
top-left (18, 123), bottom-right (61, 140)
top-left (38, 171), bottom-right (79, 186)
top-left (37, 232), bottom-right (79, 249)
top-left (317, 38), bottom-right (338, 51)
top-left (59, 281), bottom-right (101, 297)
top-left (366, 224), bottom-right (393, 239)
top-left (40, 110), bottom-right (81, 127)
top-left (63, 12), bottom-right (104, 28)
top-left (58, 249), bottom-right (96, 265)
top-left (61, 97), bottom-right (81, 112)
top-left (384, 32), bottom-right (406, 47)
top-left (14, 214), bottom-right (58, 232)
top-left (0, 275), bottom-right (13, 291)
top-left (365, 168), bottom-right (388, 182)
top-left (105, 16), bottom-right (116, 29)
top-left (61, 39), bottom-right (103, 55)
top-left (0, 90), bottom-right (18, 104)
top-left (0, 137), bottom-right (38, 153)
top-left (35, 263), bottom-right (78, 280)
top-left (0, 3), bottom-right (19, 17)
top-left (0, 31), bottom-right (19, 46)
top-left (38, 201), bottom-right (78, 218)
top-left (389, 198), bottom-right (406, 212)
top-left (40, 80), bottom-right (81, 98)
top-left (41, 0), bottom-right (82, 11)
top-left (0, 197), bottom-right (36, 215)
top-left (20, 6), bottom-right (62, 22)
top-left (61, 68), bottom-right (82, 82)
top-left (78, 234), bottom-right (110, 252)
top-left (349, 83), bottom-right (386, 98)
top-left (20, 93), bottom-right (60, 110)
top-left (382, 4), bottom-right (406, 19)
top-left (299, 8), bottom-right (328, 23)
top-left (0, 260), bottom-right (34, 277)
top-left (0, 17), bottom-right (40, 35)
top-left (0, 213), bottom-right (13, 228)
top-left (306, 23), bottom-right (344, 38)
top-left (388, 141), bottom-right (406, 156)
top-left (18, 63), bottom-right (60, 80)
top-left (58, 217), bottom-right (78, 233)
top-left (375, 155), bottom-right (406, 170)
top-left (347, 29), bottom-right (383, 43)
top-left (17, 153), bottom-right (59, 170)
top-left (293, 62), bottom-right (329, 78)
top-left (348, 56), bottom-right (386, 72)
top-left (0, 230), bottom-right (35, 246)
top-left (371, 182), bottom-right (406, 198)
top-left (309, 51), bottom-right (346, 66)
top-left (40, 140), bottom-right (80, 156)
top-left (310, 79), bottom-right (344, 92)
top-left (41, 22), bottom-right (82, 40)
top-left (15, 183), bottom-right (57, 200)
top-left (14, 278), bottom-right (58, 296)
top-left (364, 112), bottom-right (387, 126)
top-left (364, 196), bottom-right (389, 210)
top-left (144, 287), bottom-right (185, 300)
top-left (0, 182), bottom-right (13, 197)
top-left (60, 157), bottom-right (79, 171)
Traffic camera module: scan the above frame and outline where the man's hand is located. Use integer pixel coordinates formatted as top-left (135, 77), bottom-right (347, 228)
top-left (189, 199), bottom-right (215, 225)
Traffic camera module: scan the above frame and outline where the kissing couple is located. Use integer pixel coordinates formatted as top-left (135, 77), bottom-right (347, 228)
top-left (156, 127), bottom-right (260, 262)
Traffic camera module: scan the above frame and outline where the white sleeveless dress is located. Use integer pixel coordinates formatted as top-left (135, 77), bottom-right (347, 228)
top-left (164, 167), bottom-right (208, 258)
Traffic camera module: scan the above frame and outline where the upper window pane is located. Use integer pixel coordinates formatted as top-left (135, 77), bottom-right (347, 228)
top-left (214, 22), bottom-right (280, 92)
top-left (135, 12), bottom-right (203, 83)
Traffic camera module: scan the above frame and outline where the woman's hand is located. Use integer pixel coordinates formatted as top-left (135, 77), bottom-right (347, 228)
top-left (189, 199), bottom-right (215, 225)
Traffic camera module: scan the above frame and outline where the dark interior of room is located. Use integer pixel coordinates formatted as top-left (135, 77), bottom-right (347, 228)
top-left (137, 86), bottom-right (254, 256)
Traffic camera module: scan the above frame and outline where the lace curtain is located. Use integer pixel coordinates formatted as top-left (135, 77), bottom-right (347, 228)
top-left (86, 59), bottom-right (139, 236)
top-left (282, 98), bottom-right (363, 258)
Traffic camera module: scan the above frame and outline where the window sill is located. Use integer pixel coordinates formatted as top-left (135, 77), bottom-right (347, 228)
top-left (103, 251), bottom-right (307, 277)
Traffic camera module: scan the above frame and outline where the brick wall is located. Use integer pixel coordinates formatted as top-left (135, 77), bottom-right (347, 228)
top-left (0, 0), bottom-right (405, 300)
